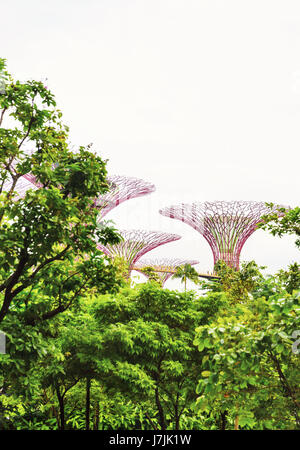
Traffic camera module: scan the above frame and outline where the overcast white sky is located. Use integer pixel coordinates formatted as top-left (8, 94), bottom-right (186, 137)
top-left (1, 0), bottom-right (299, 289)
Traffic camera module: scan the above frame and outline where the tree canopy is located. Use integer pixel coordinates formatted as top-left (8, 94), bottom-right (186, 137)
top-left (0, 57), bottom-right (121, 324)
top-left (0, 59), bottom-right (299, 431)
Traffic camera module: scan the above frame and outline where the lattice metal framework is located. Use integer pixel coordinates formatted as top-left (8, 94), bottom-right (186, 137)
top-left (133, 257), bottom-right (199, 285)
top-left (2, 173), bottom-right (38, 198)
top-left (3, 174), bottom-right (155, 217)
top-left (93, 175), bottom-right (155, 219)
top-left (97, 230), bottom-right (181, 270)
top-left (23, 173), bottom-right (39, 185)
top-left (159, 201), bottom-right (286, 269)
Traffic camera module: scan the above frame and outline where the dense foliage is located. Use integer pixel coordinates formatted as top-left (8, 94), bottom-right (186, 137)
top-left (0, 58), bottom-right (121, 325)
top-left (0, 60), bottom-right (299, 430)
top-left (258, 203), bottom-right (300, 249)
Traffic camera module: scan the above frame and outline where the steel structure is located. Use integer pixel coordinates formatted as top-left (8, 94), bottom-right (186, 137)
top-left (133, 257), bottom-right (199, 286)
top-left (93, 175), bottom-right (155, 219)
top-left (23, 173), bottom-right (40, 185)
top-left (159, 201), bottom-right (285, 270)
top-left (2, 173), bottom-right (38, 198)
top-left (3, 174), bottom-right (155, 218)
top-left (97, 230), bottom-right (181, 271)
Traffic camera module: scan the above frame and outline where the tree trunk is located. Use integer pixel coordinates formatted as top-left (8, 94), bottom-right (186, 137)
top-left (220, 411), bottom-right (227, 430)
top-left (269, 351), bottom-right (300, 428)
top-left (93, 401), bottom-right (99, 430)
top-left (174, 393), bottom-right (180, 430)
top-left (234, 415), bottom-right (239, 430)
top-left (85, 377), bottom-right (91, 430)
top-left (155, 387), bottom-right (166, 430)
top-left (55, 385), bottom-right (65, 430)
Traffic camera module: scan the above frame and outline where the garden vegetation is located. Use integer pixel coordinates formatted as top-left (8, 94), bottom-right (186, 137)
top-left (0, 59), bottom-right (299, 430)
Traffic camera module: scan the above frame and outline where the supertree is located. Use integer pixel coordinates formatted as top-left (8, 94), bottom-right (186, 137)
top-left (11, 173), bottom-right (155, 216)
top-left (2, 173), bottom-right (38, 198)
top-left (23, 173), bottom-right (40, 185)
top-left (159, 201), bottom-right (287, 270)
top-left (97, 230), bottom-right (181, 273)
top-left (93, 175), bottom-right (155, 219)
top-left (133, 257), bottom-right (199, 286)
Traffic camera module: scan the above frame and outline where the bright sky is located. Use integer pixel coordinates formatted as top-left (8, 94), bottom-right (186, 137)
top-left (1, 0), bottom-right (299, 289)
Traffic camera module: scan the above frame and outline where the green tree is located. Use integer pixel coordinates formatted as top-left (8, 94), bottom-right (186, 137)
top-left (91, 283), bottom-right (228, 430)
top-left (277, 262), bottom-right (300, 295)
top-left (194, 287), bottom-right (300, 429)
top-left (172, 264), bottom-right (199, 292)
top-left (211, 260), bottom-right (264, 303)
top-left (138, 266), bottom-right (163, 287)
top-left (0, 57), bottom-right (120, 324)
top-left (258, 203), bottom-right (300, 249)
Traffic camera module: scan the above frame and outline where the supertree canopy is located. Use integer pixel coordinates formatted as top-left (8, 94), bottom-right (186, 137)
top-left (97, 230), bottom-right (181, 271)
top-left (93, 175), bottom-right (155, 219)
top-left (2, 173), bottom-right (38, 198)
top-left (4, 173), bottom-right (155, 219)
top-left (159, 201), bottom-right (286, 270)
top-left (23, 173), bottom-right (40, 185)
top-left (133, 257), bottom-right (199, 286)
